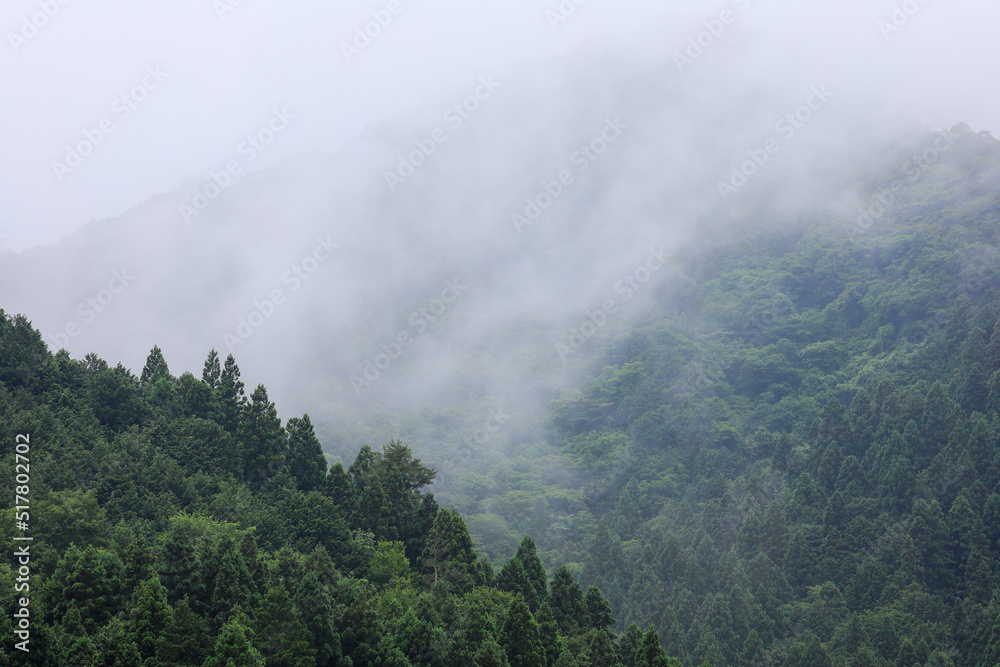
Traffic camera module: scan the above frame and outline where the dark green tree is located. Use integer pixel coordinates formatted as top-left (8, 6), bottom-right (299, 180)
top-left (550, 566), bottom-right (586, 634)
top-left (55, 607), bottom-right (95, 667)
top-left (293, 570), bottom-right (342, 667)
top-left (421, 508), bottom-right (485, 592)
top-left (286, 414), bottom-right (328, 492)
top-left (203, 348), bottom-right (222, 389)
top-left (156, 597), bottom-right (212, 667)
top-left (218, 353), bottom-right (246, 433)
top-left (239, 384), bottom-right (287, 485)
top-left (585, 585), bottom-right (615, 631)
top-left (634, 627), bottom-right (674, 667)
top-left (140, 344), bottom-right (171, 386)
top-left (501, 594), bottom-right (546, 667)
top-left (90, 617), bottom-right (142, 667)
top-left (125, 574), bottom-right (172, 661)
top-left (204, 614), bottom-right (265, 667)
top-left (255, 584), bottom-right (317, 667)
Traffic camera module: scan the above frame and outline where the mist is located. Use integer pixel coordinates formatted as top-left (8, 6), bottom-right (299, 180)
top-left (2, 0), bottom-right (999, 523)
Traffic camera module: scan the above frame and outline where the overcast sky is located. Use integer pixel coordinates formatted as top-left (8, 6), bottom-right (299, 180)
top-left (1, 0), bottom-right (998, 253)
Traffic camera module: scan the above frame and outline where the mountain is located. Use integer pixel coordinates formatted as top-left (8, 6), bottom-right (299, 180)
top-left (4, 47), bottom-right (1000, 664)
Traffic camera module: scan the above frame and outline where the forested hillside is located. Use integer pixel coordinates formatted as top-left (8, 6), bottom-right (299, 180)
top-left (5, 123), bottom-right (1000, 666)
top-left (0, 331), bottom-right (645, 666)
top-left (411, 124), bottom-right (1000, 665)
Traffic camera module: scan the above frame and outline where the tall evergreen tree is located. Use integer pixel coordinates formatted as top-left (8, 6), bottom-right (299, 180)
top-left (125, 574), bottom-right (172, 661)
top-left (255, 585), bottom-right (317, 667)
top-left (550, 566), bottom-right (586, 634)
top-left (501, 594), bottom-right (546, 667)
top-left (90, 617), bottom-right (142, 667)
top-left (156, 598), bottom-right (211, 667)
top-left (55, 607), bottom-right (95, 667)
top-left (140, 344), bottom-right (171, 385)
top-left (287, 414), bottom-right (328, 492)
top-left (293, 570), bottom-right (342, 667)
top-left (202, 348), bottom-right (222, 389)
top-left (585, 585), bottom-right (615, 631)
top-left (239, 384), bottom-right (287, 485)
top-left (535, 604), bottom-right (561, 667)
top-left (218, 353), bottom-right (246, 433)
top-left (634, 627), bottom-right (674, 667)
top-left (204, 614), bottom-right (265, 667)
top-left (421, 508), bottom-right (485, 592)
top-left (499, 536), bottom-right (548, 612)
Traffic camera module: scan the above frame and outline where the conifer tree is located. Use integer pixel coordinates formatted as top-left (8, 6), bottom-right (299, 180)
top-left (501, 594), bottom-right (545, 667)
top-left (239, 384), bottom-right (287, 485)
top-left (90, 617), bottom-right (142, 667)
top-left (550, 566), bottom-right (586, 634)
top-left (616, 624), bottom-right (644, 667)
top-left (634, 627), bottom-right (674, 667)
top-left (255, 584), bottom-right (317, 667)
top-left (126, 574), bottom-right (172, 661)
top-left (421, 508), bottom-right (484, 592)
top-left (155, 597), bottom-right (212, 666)
top-left (218, 353), bottom-right (246, 433)
top-left (589, 629), bottom-right (622, 667)
top-left (140, 344), bottom-right (170, 386)
top-left (293, 570), bottom-right (342, 667)
top-left (474, 638), bottom-right (509, 667)
top-left (535, 603), bottom-right (561, 667)
top-left (56, 607), bottom-right (95, 667)
top-left (209, 539), bottom-right (260, 622)
top-left (202, 348), bottom-right (222, 389)
top-left (739, 629), bottom-right (764, 666)
top-left (204, 614), bottom-right (265, 667)
top-left (325, 461), bottom-right (355, 511)
top-left (287, 414), bottom-right (328, 492)
top-left (783, 632), bottom-right (831, 666)
top-left (585, 585), bottom-right (615, 631)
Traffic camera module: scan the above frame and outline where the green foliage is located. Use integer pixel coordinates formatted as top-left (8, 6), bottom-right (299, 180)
top-left (204, 613), bottom-right (265, 667)
top-left (286, 414), bottom-right (328, 492)
top-left (255, 584), bottom-right (316, 666)
top-left (240, 384), bottom-right (287, 485)
top-left (421, 508), bottom-right (487, 592)
top-left (10, 133), bottom-right (1000, 667)
top-left (8, 317), bottom-right (597, 667)
top-left (502, 594), bottom-right (546, 667)
top-left (370, 540), bottom-right (412, 585)
top-left (156, 598), bottom-right (211, 666)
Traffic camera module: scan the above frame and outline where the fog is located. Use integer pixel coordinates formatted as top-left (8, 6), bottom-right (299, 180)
top-left (2, 0), bottom-right (999, 495)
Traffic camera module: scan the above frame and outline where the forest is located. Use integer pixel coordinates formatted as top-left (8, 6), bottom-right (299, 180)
top-left (3, 124), bottom-right (1000, 665)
